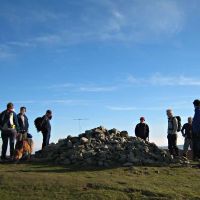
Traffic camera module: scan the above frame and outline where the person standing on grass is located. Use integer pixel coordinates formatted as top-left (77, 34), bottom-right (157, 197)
top-left (166, 109), bottom-right (179, 158)
top-left (41, 110), bottom-right (52, 149)
top-left (181, 117), bottom-right (193, 158)
top-left (17, 107), bottom-right (29, 141)
top-left (135, 117), bottom-right (149, 141)
top-left (0, 102), bottom-right (19, 160)
top-left (192, 99), bottom-right (200, 161)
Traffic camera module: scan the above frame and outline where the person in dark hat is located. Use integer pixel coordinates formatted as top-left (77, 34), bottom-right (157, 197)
top-left (135, 117), bottom-right (149, 141)
top-left (192, 99), bottom-right (200, 160)
top-left (41, 110), bottom-right (52, 149)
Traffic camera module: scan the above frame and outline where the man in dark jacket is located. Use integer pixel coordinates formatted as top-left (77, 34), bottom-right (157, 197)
top-left (181, 117), bottom-right (193, 157)
top-left (135, 117), bottom-right (149, 141)
top-left (192, 99), bottom-right (200, 160)
top-left (0, 102), bottom-right (19, 160)
top-left (17, 107), bottom-right (29, 140)
top-left (41, 110), bottom-right (52, 149)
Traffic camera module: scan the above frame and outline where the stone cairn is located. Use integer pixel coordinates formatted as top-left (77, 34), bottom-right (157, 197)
top-left (35, 126), bottom-right (175, 167)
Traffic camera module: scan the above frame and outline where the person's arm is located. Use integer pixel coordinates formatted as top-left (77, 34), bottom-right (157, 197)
top-left (0, 112), bottom-right (3, 130)
top-left (181, 124), bottom-right (185, 136)
top-left (172, 117), bottom-right (178, 134)
top-left (135, 124), bottom-right (138, 137)
top-left (14, 113), bottom-right (20, 132)
top-left (146, 124), bottom-right (149, 138)
top-left (26, 116), bottom-right (29, 131)
top-left (41, 116), bottom-right (48, 133)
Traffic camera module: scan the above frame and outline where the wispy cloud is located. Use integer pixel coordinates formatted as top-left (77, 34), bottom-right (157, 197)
top-left (107, 106), bottom-right (137, 111)
top-left (127, 73), bottom-right (200, 87)
top-left (107, 106), bottom-right (166, 111)
top-left (80, 86), bottom-right (117, 92)
top-left (107, 102), bottom-right (191, 112)
top-left (47, 83), bottom-right (118, 93)
top-left (0, 0), bottom-right (187, 50)
top-left (47, 83), bottom-right (75, 89)
top-left (0, 45), bottom-right (14, 60)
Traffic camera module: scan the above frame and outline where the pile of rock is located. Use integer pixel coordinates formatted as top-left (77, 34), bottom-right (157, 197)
top-left (35, 126), bottom-right (173, 167)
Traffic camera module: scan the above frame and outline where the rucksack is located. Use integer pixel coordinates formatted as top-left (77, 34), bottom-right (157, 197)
top-left (173, 116), bottom-right (182, 132)
top-left (34, 117), bottom-right (44, 132)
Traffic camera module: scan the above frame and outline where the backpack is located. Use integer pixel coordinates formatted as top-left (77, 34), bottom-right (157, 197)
top-left (34, 117), bottom-right (44, 132)
top-left (173, 116), bottom-right (182, 132)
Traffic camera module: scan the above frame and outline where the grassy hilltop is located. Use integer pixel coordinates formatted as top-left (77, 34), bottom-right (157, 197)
top-left (0, 163), bottom-right (199, 200)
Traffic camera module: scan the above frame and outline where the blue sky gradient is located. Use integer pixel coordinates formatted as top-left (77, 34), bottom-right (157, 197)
top-left (1, 0), bottom-right (200, 150)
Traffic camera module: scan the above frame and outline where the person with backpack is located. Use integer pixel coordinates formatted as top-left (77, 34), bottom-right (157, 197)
top-left (34, 110), bottom-right (52, 149)
top-left (192, 99), bottom-right (200, 161)
top-left (17, 107), bottom-right (29, 141)
top-left (0, 103), bottom-right (19, 161)
top-left (41, 110), bottom-right (52, 149)
top-left (181, 117), bottom-right (193, 158)
top-left (135, 117), bottom-right (149, 141)
top-left (166, 109), bottom-right (180, 158)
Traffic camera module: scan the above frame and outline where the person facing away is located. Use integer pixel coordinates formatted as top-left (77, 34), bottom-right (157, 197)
top-left (166, 109), bottom-right (179, 158)
top-left (17, 107), bottom-right (29, 140)
top-left (181, 117), bottom-right (193, 157)
top-left (135, 117), bottom-right (149, 141)
top-left (192, 99), bottom-right (200, 161)
top-left (0, 102), bottom-right (19, 160)
top-left (41, 110), bottom-right (52, 149)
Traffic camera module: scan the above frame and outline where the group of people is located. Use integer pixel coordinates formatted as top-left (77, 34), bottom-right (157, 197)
top-left (1, 99), bottom-right (200, 162)
top-left (0, 102), bottom-right (52, 161)
top-left (134, 99), bottom-right (200, 160)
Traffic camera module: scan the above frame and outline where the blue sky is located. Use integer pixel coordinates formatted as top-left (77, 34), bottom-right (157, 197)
top-left (1, 0), bottom-right (200, 150)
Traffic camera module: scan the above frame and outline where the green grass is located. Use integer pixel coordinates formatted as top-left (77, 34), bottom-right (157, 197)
top-left (0, 162), bottom-right (199, 200)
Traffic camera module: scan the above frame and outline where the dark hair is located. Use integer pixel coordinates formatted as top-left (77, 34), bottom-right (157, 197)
top-left (20, 107), bottom-right (26, 112)
top-left (7, 102), bottom-right (14, 109)
top-left (46, 110), bottom-right (52, 114)
top-left (193, 99), bottom-right (200, 107)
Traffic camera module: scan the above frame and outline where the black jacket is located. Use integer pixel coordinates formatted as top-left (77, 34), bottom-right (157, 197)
top-left (41, 115), bottom-right (51, 135)
top-left (181, 123), bottom-right (192, 139)
top-left (135, 123), bottom-right (149, 140)
top-left (17, 113), bottom-right (29, 133)
top-left (0, 110), bottom-right (19, 131)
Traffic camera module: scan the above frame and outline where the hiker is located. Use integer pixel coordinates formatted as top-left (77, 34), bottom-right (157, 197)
top-left (135, 117), bottom-right (149, 141)
top-left (0, 103), bottom-right (19, 160)
top-left (192, 99), bottom-right (200, 161)
top-left (41, 110), bottom-right (52, 149)
top-left (166, 109), bottom-right (179, 158)
top-left (17, 107), bottom-right (29, 141)
top-left (181, 117), bottom-right (193, 157)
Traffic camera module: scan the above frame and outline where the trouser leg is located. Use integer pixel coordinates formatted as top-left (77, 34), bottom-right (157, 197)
top-left (1, 131), bottom-right (8, 159)
top-left (197, 138), bottom-right (200, 159)
top-left (46, 133), bottom-right (50, 146)
top-left (172, 134), bottom-right (179, 156)
top-left (192, 138), bottom-right (197, 160)
top-left (9, 135), bottom-right (15, 157)
top-left (168, 135), bottom-right (173, 155)
top-left (183, 138), bottom-right (190, 155)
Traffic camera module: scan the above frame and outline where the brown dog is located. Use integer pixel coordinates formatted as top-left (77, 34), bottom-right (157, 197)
top-left (14, 139), bottom-right (33, 160)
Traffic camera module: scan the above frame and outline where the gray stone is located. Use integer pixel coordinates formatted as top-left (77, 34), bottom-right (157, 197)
top-left (123, 162), bottom-right (134, 167)
top-left (80, 137), bottom-right (89, 144)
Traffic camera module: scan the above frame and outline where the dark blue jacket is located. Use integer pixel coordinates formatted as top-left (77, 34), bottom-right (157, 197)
top-left (41, 115), bottom-right (51, 135)
top-left (17, 113), bottom-right (29, 133)
top-left (192, 108), bottom-right (200, 135)
top-left (0, 110), bottom-right (19, 131)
